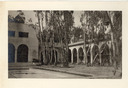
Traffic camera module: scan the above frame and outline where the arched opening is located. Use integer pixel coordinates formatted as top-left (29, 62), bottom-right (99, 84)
top-left (55, 50), bottom-right (58, 61)
top-left (68, 49), bottom-right (71, 63)
top-left (86, 46), bottom-right (91, 65)
top-left (78, 47), bottom-right (84, 62)
top-left (92, 45), bottom-right (100, 66)
top-left (41, 52), bottom-right (44, 65)
top-left (73, 48), bottom-right (77, 63)
top-left (8, 43), bottom-right (15, 63)
top-left (52, 50), bottom-right (55, 64)
top-left (100, 43), bottom-right (110, 66)
top-left (17, 44), bottom-right (28, 62)
top-left (44, 49), bottom-right (50, 65)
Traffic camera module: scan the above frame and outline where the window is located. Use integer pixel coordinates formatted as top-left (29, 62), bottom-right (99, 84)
top-left (8, 31), bottom-right (15, 37)
top-left (19, 32), bottom-right (28, 38)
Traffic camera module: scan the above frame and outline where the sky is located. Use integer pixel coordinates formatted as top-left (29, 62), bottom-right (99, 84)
top-left (73, 11), bottom-right (83, 27)
top-left (8, 10), bottom-right (83, 27)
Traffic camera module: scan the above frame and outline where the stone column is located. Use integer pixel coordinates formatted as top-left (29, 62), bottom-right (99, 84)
top-left (83, 46), bottom-right (87, 64)
top-left (28, 48), bottom-right (31, 62)
top-left (77, 49), bottom-right (79, 64)
top-left (90, 45), bottom-right (93, 66)
top-left (71, 50), bottom-right (73, 64)
top-left (57, 51), bottom-right (59, 62)
top-left (109, 49), bottom-right (112, 65)
top-left (15, 48), bottom-right (17, 63)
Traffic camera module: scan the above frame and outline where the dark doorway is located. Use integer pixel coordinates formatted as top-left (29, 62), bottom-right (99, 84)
top-left (78, 48), bottom-right (84, 62)
top-left (41, 52), bottom-right (44, 65)
top-left (101, 44), bottom-right (110, 66)
top-left (55, 50), bottom-right (57, 61)
top-left (8, 43), bottom-right (15, 63)
top-left (68, 49), bottom-right (71, 63)
top-left (52, 50), bottom-right (55, 64)
top-left (17, 44), bottom-right (28, 62)
top-left (73, 48), bottom-right (77, 63)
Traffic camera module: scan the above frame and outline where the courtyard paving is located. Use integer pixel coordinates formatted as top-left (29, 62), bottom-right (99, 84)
top-left (32, 63), bottom-right (122, 79)
top-left (9, 63), bottom-right (122, 79)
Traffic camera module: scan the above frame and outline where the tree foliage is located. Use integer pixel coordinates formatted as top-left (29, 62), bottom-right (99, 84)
top-left (47, 11), bottom-right (74, 66)
top-left (8, 11), bottom-right (25, 23)
top-left (31, 11), bottom-right (74, 66)
top-left (80, 11), bottom-right (122, 69)
top-left (71, 27), bottom-right (83, 42)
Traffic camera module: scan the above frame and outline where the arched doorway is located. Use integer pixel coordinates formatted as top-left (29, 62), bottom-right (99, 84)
top-left (78, 47), bottom-right (84, 62)
top-left (17, 44), bottom-right (28, 62)
top-left (51, 50), bottom-right (55, 64)
top-left (100, 43), bottom-right (110, 66)
top-left (8, 43), bottom-right (15, 63)
top-left (44, 49), bottom-right (50, 64)
top-left (41, 52), bottom-right (44, 65)
top-left (68, 49), bottom-right (71, 63)
top-left (73, 48), bottom-right (77, 63)
top-left (92, 45), bottom-right (100, 66)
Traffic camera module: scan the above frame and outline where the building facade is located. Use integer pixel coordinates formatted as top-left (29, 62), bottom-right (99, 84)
top-left (8, 22), bottom-right (38, 63)
top-left (68, 40), bottom-right (112, 66)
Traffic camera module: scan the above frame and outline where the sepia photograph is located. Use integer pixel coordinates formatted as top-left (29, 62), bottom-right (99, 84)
top-left (8, 10), bottom-right (122, 79)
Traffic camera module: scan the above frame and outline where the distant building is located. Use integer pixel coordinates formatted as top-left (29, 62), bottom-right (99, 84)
top-left (8, 22), bottom-right (38, 63)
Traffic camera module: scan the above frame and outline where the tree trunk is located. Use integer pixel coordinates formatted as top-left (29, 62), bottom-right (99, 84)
top-left (83, 32), bottom-right (88, 65)
top-left (105, 11), bottom-right (122, 76)
top-left (106, 11), bottom-right (116, 57)
top-left (115, 38), bottom-right (119, 55)
top-left (49, 48), bottom-right (53, 64)
top-left (36, 11), bottom-right (43, 64)
top-left (62, 32), bottom-right (69, 67)
top-left (64, 42), bottom-right (69, 67)
top-left (38, 43), bottom-right (42, 64)
top-left (111, 32), bottom-right (116, 57)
